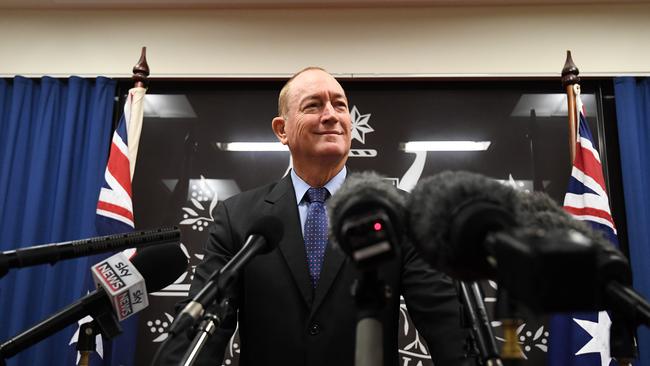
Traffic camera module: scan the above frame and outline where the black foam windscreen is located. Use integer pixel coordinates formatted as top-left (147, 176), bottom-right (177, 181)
top-left (130, 243), bottom-right (188, 293)
top-left (515, 190), bottom-right (631, 286)
top-left (515, 190), bottom-right (611, 247)
top-left (407, 171), bottom-right (519, 280)
top-left (327, 171), bottom-right (406, 249)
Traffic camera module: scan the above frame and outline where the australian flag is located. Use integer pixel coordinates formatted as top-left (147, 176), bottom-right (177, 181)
top-left (548, 92), bottom-right (619, 366)
top-left (69, 87), bottom-right (146, 365)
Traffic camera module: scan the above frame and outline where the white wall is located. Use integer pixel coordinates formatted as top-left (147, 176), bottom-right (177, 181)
top-left (1, 4), bottom-right (648, 78)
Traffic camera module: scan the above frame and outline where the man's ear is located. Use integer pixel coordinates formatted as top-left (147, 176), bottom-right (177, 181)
top-left (272, 117), bottom-right (288, 144)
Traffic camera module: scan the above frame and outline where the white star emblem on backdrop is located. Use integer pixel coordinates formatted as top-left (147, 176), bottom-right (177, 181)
top-left (350, 106), bottom-right (373, 144)
top-left (574, 311), bottom-right (612, 366)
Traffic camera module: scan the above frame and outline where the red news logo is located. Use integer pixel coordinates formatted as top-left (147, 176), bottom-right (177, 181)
top-left (116, 291), bottom-right (134, 319)
top-left (96, 261), bottom-right (126, 292)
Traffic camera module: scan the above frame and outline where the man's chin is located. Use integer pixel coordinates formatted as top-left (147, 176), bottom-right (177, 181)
top-left (328, 143), bottom-right (352, 153)
top-left (309, 147), bottom-right (350, 162)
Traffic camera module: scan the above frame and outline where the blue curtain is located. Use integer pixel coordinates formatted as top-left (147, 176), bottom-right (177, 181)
top-left (0, 76), bottom-right (116, 366)
top-left (614, 77), bottom-right (650, 366)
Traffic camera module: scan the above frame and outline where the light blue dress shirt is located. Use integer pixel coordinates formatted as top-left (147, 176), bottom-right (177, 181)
top-left (290, 166), bottom-right (347, 236)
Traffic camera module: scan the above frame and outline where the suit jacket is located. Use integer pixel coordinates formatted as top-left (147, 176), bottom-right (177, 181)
top-left (160, 174), bottom-right (470, 366)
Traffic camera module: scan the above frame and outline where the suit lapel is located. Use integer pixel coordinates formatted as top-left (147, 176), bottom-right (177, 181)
top-left (265, 175), bottom-right (313, 305)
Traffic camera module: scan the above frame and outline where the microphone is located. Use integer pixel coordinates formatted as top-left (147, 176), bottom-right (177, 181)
top-left (327, 172), bottom-right (405, 366)
top-left (517, 190), bottom-right (613, 243)
top-left (515, 190), bottom-right (644, 363)
top-left (168, 216), bottom-right (283, 336)
top-left (327, 172), bottom-right (403, 269)
top-left (407, 170), bottom-right (519, 281)
top-left (90, 251), bottom-right (148, 322)
top-left (515, 191), bottom-right (650, 324)
top-left (0, 243), bottom-right (188, 359)
top-left (0, 227), bottom-right (180, 278)
top-left (516, 190), bottom-right (631, 287)
top-left (407, 170), bottom-right (529, 363)
top-left (407, 171), bottom-right (647, 315)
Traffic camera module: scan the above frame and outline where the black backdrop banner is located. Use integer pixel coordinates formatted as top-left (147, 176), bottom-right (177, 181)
top-left (127, 78), bottom-right (610, 366)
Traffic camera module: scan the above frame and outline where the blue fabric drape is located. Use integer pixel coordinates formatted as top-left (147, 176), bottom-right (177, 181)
top-left (614, 77), bottom-right (650, 366)
top-left (0, 76), bottom-right (116, 366)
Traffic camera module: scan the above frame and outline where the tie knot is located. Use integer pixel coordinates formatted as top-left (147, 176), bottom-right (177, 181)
top-left (306, 187), bottom-right (329, 204)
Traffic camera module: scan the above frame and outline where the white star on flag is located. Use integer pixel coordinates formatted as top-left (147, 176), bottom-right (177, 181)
top-left (350, 106), bottom-right (373, 144)
top-left (574, 311), bottom-right (612, 366)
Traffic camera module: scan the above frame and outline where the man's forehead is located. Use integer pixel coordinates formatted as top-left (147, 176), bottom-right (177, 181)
top-left (290, 70), bottom-right (346, 101)
top-left (300, 90), bottom-right (347, 101)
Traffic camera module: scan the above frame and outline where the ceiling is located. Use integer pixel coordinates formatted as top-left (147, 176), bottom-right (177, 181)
top-left (1, 0), bottom-right (649, 9)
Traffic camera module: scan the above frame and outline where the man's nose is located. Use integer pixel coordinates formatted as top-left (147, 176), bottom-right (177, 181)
top-left (320, 102), bottom-right (339, 123)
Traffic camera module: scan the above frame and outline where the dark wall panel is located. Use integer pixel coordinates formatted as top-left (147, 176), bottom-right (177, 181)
top-left (128, 78), bottom-right (611, 366)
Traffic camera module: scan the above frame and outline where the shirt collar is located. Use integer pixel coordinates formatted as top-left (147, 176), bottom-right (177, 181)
top-left (291, 166), bottom-right (347, 204)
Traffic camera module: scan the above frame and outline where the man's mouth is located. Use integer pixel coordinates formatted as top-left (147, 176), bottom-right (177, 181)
top-left (316, 131), bottom-right (342, 135)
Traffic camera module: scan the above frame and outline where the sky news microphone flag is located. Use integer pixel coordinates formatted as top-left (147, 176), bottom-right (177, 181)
top-left (70, 86), bottom-right (146, 366)
top-left (548, 90), bottom-right (619, 366)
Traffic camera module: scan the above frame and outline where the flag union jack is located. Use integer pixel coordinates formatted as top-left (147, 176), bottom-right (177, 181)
top-left (96, 89), bottom-right (144, 234)
top-left (563, 95), bottom-right (617, 244)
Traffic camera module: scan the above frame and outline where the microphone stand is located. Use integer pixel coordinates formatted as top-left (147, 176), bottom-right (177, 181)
top-left (604, 278), bottom-right (650, 365)
top-left (609, 311), bottom-right (636, 366)
top-left (352, 270), bottom-right (389, 366)
top-left (179, 298), bottom-right (232, 366)
top-left (0, 291), bottom-right (122, 361)
top-left (494, 288), bottom-right (525, 366)
top-left (458, 281), bottom-right (503, 366)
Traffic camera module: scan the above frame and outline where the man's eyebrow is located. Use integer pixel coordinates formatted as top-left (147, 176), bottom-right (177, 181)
top-left (299, 92), bottom-right (347, 106)
top-left (331, 92), bottom-right (346, 99)
top-left (298, 94), bottom-right (321, 105)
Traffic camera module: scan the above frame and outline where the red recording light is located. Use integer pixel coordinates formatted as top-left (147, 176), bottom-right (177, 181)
top-left (373, 222), bottom-right (382, 231)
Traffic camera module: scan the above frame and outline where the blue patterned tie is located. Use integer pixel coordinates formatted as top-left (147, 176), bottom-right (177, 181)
top-left (304, 187), bottom-right (330, 289)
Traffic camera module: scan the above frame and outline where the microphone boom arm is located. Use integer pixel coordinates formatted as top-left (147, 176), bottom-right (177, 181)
top-left (0, 227), bottom-right (180, 278)
top-left (0, 290), bottom-right (121, 359)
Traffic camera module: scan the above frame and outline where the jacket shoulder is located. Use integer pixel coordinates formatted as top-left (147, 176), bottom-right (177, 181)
top-left (220, 177), bottom-right (291, 211)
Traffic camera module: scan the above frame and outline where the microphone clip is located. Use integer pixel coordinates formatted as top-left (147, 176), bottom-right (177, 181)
top-left (75, 315), bottom-right (122, 366)
top-left (179, 297), bottom-right (234, 366)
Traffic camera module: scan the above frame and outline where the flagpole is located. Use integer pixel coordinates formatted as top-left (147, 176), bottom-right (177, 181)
top-left (561, 50), bottom-right (579, 164)
top-left (126, 47), bottom-right (149, 181)
top-left (76, 47), bottom-right (150, 366)
top-left (560, 51), bottom-right (637, 366)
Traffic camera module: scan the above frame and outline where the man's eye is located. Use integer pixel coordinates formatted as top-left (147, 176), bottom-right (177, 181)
top-left (303, 103), bottom-right (320, 111)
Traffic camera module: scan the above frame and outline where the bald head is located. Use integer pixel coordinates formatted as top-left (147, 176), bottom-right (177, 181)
top-left (277, 66), bottom-right (329, 117)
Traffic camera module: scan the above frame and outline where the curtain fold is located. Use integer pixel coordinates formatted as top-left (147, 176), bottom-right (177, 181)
top-left (614, 77), bottom-right (650, 366)
top-left (0, 76), bottom-right (116, 366)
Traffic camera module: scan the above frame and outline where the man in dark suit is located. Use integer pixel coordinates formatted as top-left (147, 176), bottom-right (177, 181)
top-left (160, 67), bottom-right (470, 366)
